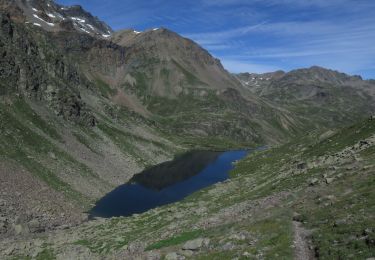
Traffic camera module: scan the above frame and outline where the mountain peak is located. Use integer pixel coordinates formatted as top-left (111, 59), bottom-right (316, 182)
top-left (108, 26), bottom-right (240, 98)
top-left (6, 0), bottom-right (113, 38)
top-left (284, 66), bottom-right (363, 84)
top-left (68, 5), bottom-right (84, 11)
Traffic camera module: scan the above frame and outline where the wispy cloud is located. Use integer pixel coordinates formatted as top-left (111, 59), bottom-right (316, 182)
top-left (183, 22), bottom-right (267, 44)
top-left (183, 13), bottom-right (375, 77)
top-left (186, 17), bottom-right (375, 44)
top-left (57, 0), bottom-right (375, 78)
top-left (221, 59), bottom-right (281, 73)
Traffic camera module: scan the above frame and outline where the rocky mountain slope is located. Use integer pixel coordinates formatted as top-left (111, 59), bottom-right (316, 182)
top-left (14, 0), bottom-right (112, 37)
top-left (54, 25), bottom-right (299, 145)
top-left (0, 0), bottom-right (374, 258)
top-left (111, 28), bottom-right (240, 96)
top-left (0, 7), bottom-right (179, 236)
top-left (236, 67), bottom-right (375, 129)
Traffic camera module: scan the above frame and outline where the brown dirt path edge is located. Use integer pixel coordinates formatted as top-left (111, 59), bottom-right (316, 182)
top-left (293, 221), bottom-right (315, 260)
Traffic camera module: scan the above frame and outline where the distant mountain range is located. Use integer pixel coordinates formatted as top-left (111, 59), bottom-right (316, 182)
top-left (236, 66), bottom-right (375, 128)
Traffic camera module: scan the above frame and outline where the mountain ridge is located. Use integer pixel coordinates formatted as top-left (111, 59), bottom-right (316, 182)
top-left (236, 66), bottom-right (375, 129)
top-left (12, 0), bottom-right (113, 37)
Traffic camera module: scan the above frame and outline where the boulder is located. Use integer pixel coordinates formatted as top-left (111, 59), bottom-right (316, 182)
top-left (146, 251), bottom-right (161, 260)
top-left (221, 242), bottom-right (236, 251)
top-left (179, 249), bottom-right (194, 257)
top-left (296, 162), bottom-right (307, 170)
top-left (243, 251), bottom-right (253, 257)
top-left (48, 152), bottom-right (57, 160)
top-left (333, 219), bottom-right (347, 227)
top-left (13, 224), bottom-right (28, 235)
top-left (203, 238), bottom-right (210, 247)
top-left (182, 238), bottom-right (205, 250)
top-left (229, 233), bottom-right (247, 241)
top-left (363, 228), bottom-right (373, 236)
top-left (28, 219), bottom-right (43, 233)
top-left (0, 221), bottom-right (6, 232)
top-left (319, 130), bottom-right (335, 141)
top-left (4, 245), bottom-right (15, 256)
top-left (165, 252), bottom-right (179, 260)
top-left (30, 246), bottom-right (44, 258)
top-left (309, 178), bottom-right (319, 186)
top-left (292, 213), bottom-right (304, 222)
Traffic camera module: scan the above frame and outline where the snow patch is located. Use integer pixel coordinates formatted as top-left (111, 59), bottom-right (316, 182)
top-left (102, 34), bottom-right (111, 38)
top-left (133, 30), bottom-right (141, 34)
top-left (153, 28), bottom-right (159, 31)
top-left (33, 14), bottom-right (55, 27)
top-left (33, 23), bottom-right (41, 27)
top-left (71, 17), bottom-right (86, 23)
top-left (47, 13), bottom-right (56, 18)
top-left (79, 27), bottom-right (91, 34)
top-left (86, 24), bottom-right (95, 30)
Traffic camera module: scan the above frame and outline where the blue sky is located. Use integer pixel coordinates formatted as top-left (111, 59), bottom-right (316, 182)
top-left (57, 0), bottom-right (375, 78)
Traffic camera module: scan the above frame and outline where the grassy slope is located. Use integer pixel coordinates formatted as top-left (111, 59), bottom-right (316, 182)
top-left (0, 99), bottom-right (93, 206)
top-left (9, 118), bottom-right (373, 259)
top-left (0, 96), bottom-right (179, 209)
top-left (231, 119), bottom-right (375, 259)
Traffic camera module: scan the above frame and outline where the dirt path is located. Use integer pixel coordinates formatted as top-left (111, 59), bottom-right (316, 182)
top-left (293, 221), bottom-right (315, 260)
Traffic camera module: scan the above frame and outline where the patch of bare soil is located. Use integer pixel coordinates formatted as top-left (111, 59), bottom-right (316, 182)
top-left (293, 221), bottom-right (315, 260)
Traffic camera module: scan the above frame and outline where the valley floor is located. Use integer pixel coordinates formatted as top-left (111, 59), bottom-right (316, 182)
top-left (0, 119), bottom-right (374, 259)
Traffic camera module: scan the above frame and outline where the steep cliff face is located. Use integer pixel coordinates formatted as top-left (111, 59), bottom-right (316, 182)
top-left (0, 12), bottom-right (95, 125)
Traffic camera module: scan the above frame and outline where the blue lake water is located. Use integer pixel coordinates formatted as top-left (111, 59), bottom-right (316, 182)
top-left (89, 150), bottom-right (249, 218)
